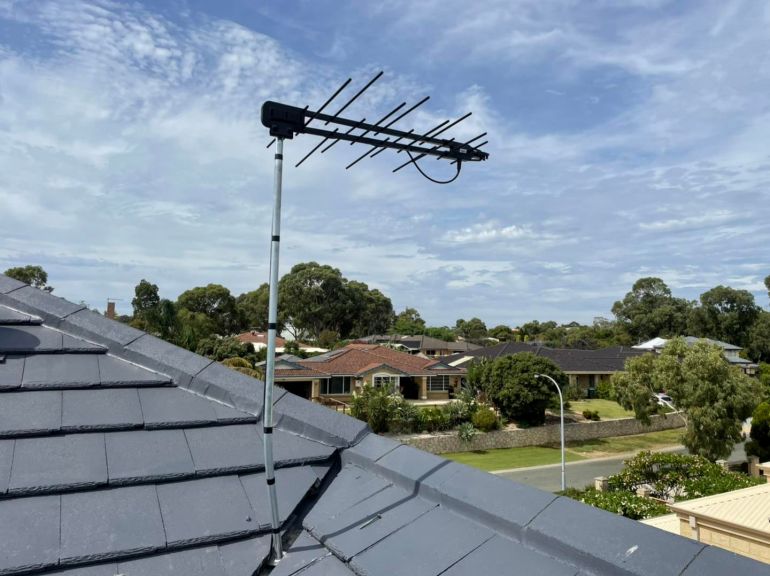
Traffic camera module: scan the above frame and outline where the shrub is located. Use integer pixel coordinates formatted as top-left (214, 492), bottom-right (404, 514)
top-left (582, 410), bottom-right (600, 421)
top-left (596, 378), bottom-right (615, 400)
top-left (389, 397), bottom-right (421, 434)
top-left (561, 488), bottom-right (669, 520)
top-left (350, 385), bottom-right (392, 433)
top-left (457, 422), bottom-right (476, 443)
top-left (221, 357), bottom-right (252, 369)
top-left (420, 407), bottom-right (450, 432)
top-left (442, 401), bottom-right (471, 427)
top-left (472, 407), bottom-right (499, 432)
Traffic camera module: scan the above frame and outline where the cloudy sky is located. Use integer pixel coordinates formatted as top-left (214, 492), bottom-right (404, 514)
top-left (1, 0), bottom-right (769, 326)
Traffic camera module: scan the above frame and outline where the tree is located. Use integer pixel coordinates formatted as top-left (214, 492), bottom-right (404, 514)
top-left (468, 352), bottom-right (564, 426)
top-left (613, 338), bottom-right (757, 460)
top-left (688, 285), bottom-right (760, 347)
top-left (765, 274), bottom-right (770, 301)
top-left (746, 402), bottom-right (770, 464)
top-left (236, 284), bottom-right (276, 332)
top-left (488, 324), bottom-right (514, 342)
top-left (177, 284), bottom-right (242, 336)
top-left (392, 307), bottom-right (425, 335)
top-left (455, 317), bottom-right (488, 343)
top-left (195, 335), bottom-right (254, 362)
top-left (611, 277), bottom-right (690, 342)
top-left (4, 265), bottom-right (52, 291)
top-left (424, 326), bottom-right (456, 342)
top-left (345, 282), bottom-right (394, 337)
top-left (746, 311), bottom-right (770, 363)
top-left (131, 280), bottom-right (160, 323)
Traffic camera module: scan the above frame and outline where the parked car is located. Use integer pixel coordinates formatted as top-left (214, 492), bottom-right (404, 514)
top-left (654, 392), bottom-right (674, 408)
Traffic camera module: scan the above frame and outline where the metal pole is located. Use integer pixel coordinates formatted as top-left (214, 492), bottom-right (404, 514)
top-left (536, 374), bottom-right (566, 491)
top-left (263, 137), bottom-right (284, 565)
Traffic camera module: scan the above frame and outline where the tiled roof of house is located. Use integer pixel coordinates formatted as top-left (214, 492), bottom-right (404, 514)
top-left (445, 341), bottom-right (645, 373)
top-left (276, 344), bottom-right (465, 380)
top-left (0, 273), bottom-right (764, 576)
top-left (356, 334), bottom-right (482, 353)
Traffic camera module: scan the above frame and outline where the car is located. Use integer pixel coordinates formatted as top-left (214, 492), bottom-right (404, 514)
top-left (654, 392), bottom-right (674, 408)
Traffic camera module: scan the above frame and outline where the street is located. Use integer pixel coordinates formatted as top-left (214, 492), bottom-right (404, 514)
top-left (495, 442), bottom-right (747, 492)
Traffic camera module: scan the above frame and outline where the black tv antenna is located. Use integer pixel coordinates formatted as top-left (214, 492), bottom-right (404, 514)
top-left (256, 71), bottom-right (490, 566)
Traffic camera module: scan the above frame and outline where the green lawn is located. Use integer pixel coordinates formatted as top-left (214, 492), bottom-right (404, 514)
top-left (443, 446), bottom-right (585, 472)
top-left (442, 428), bottom-right (684, 471)
top-left (569, 399), bottom-right (635, 420)
top-left (567, 428), bottom-right (683, 457)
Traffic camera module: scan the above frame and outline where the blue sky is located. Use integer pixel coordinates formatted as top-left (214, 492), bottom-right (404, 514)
top-left (1, 0), bottom-right (769, 327)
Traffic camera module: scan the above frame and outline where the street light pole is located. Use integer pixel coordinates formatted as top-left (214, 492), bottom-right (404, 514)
top-left (536, 373), bottom-right (565, 491)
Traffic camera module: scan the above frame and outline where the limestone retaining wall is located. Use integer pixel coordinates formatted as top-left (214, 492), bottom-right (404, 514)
top-left (397, 413), bottom-right (685, 454)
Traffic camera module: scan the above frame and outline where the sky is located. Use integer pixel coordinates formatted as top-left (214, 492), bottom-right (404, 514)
top-left (1, 0), bottom-right (769, 327)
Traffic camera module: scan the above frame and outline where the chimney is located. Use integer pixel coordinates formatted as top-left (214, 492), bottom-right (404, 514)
top-left (106, 301), bottom-right (116, 320)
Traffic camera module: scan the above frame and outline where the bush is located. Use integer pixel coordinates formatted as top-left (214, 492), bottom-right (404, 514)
top-left (221, 357), bottom-right (252, 369)
top-left (582, 410), bottom-right (601, 421)
top-left (389, 397), bottom-right (421, 434)
top-left (457, 422), bottom-right (476, 443)
top-left (596, 378), bottom-right (615, 400)
top-left (350, 385), bottom-right (392, 433)
top-left (561, 488), bottom-right (669, 520)
top-left (442, 401), bottom-right (471, 427)
top-left (472, 407), bottom-right (499, 432)
top-left (420, 407), bottom-right (450, 432)
top-left (746, 401), bottom-right (770, 463)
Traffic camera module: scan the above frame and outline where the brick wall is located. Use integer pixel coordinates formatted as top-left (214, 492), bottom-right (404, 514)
top-left (397, 414), bottom-right (685, 454)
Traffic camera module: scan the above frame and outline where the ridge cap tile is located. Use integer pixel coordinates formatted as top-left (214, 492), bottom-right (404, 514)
top-left (0, 285), bottom-right (86, 324)
top-left (0, 274), bottom-right (26, 294)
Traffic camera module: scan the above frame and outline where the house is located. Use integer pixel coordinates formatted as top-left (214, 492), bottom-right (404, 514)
top-left (0, 272), bottom-right (765, 575)
top-left (446, 342), bottom-right (645, 398)
top-left (634, 336), bottom-right (759, 375)
top-left (275, 343), bottom-right (465, 402)
top-left (642, 483), bottom-right (770, 564)
top-left (237, 330), bottom-right (327, 355)
top-left (356, 334), bottom-right (482, 357)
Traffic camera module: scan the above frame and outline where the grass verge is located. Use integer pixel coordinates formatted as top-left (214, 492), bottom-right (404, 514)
top-left (568, 399), bottom-right (635, 420)
top-left (566, 428), bottom-right (683, 457)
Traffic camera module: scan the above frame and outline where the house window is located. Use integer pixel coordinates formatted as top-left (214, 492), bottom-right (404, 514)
top-left (425, 349), bottom-right (436, 357)
top-left (321, 376), bottom-right (351, 395)
top-left (373, 374), bottom-right (399, 393)
top-left (428, 375), bottom-right (451, 391)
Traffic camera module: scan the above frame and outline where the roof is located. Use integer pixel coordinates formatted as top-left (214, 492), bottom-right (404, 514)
top-left (635, 336), bottom-right (743, 352)
top-left (446, 341), bottom-right (645, 373)
top-left (669, 483), bottom-right (770, 537)
top-left (0, 272), bottom-right (766, 576)
top-left (641, 513), bottom-right (681, 534)
top-left (356, 334), bottom-right (482, 353)
top-left (276, 343), bottom-right (466, 380)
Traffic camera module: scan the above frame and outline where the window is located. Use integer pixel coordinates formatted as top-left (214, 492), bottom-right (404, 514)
top-left (321, 376), bottom-right (351, 395)
top-left (428, 375), bottom-right (451, 392)
top-left (373, 374), bottom-right (399, 393)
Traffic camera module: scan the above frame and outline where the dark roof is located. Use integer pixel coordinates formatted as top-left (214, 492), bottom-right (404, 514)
top-left (356, 334), bottom-right (482, 353)
top-left (0, 273), bottom-right (764, 575)
top-left (447, 341), bottom-right (646, 373)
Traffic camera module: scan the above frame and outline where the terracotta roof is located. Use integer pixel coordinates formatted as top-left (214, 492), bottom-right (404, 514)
top-left (237, 331), bottom-right (287, 347)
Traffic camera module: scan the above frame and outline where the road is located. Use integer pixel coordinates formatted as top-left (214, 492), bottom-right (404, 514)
top-left (495, 442), bottom-right (747, 493)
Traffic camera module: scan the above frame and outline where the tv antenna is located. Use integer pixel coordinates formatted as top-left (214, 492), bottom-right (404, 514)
top-left (257, 70), bottom-right (490, 565)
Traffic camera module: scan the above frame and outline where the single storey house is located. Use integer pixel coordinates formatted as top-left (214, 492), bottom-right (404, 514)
top-left (356, 334), bottom-right (481, 357)
top-left (634, 336), bottom-right (758, 375)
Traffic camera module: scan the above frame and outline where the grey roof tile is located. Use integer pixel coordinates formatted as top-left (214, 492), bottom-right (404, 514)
top-left (441, 534), bottom-right (578, 576)
top-left (295, 554), bottom-right (354, 576)
top-left (0, 305), bottom-right (40, 324)
top-left (62, 388), bottom-right (143, 431)
top-left (0, 390), bottom-right (62, 436)
top-left (0, 354), bottom-right (24, 390)
top-left (268, 531), bottom-right (330, 576)
top-left (213, 402), bottom-right (258, 424)
top-left (46, 564), bottom-right (119, 575)
top-left (365, 444), bottom-right (455, 493)
top-left (524, 496), bottom-right (705, 576)
top-left (9, 434), bottom-right (107, 494)
top-left (681, 545), bottom-right (770, 576)
top-left (139, 387), bottom-right (218, 428)
top-left (0, 495), bottom-right (61, 574)
top-left (218, 536), bottom-right (272, 576)
top-left (184, 424), bottom-right (334, 475)
top-left (303, 465), bottom-right (393, 533)
top-left (118, 546), bottom-right (226, 576)
top-left (60, 485), bottom-right (166, 563)
top-left (61, 333), bottom-right (107, 352)
top-left (63, 307), bottom-right (145, 348)
top-left (314, 484), bottom-right (436, 560)
top-left (0, 324), bottom-right (62, 353)
top-left (350, 507), bottom-right (494, 576)
top-left (156, 476), bottom-right (255, 546)
top-left (0, 275), bottom-right (26, 294)
top-left (123, 334), bottom-right (212, 388)
top-left (240, 465), bottom-right (326, 529)
top-left (273, 389), bottom-right (369, 447)
top-left (23, 354), bottom-right (100, 388)
top-left (97, 355), bottom-right (170, 387)
top-left (0, 285), bottom-right (86, 323)
top-left (419, 461), bottom-right (557, 540)
top-left (106, 429), bottom-right (194, 484)
top-left (341, 432), bottom-right (400, 468)
top-left (189, 361), bottom-right (270, 414)
top-left (0, 441), bottom-right (13, 494)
